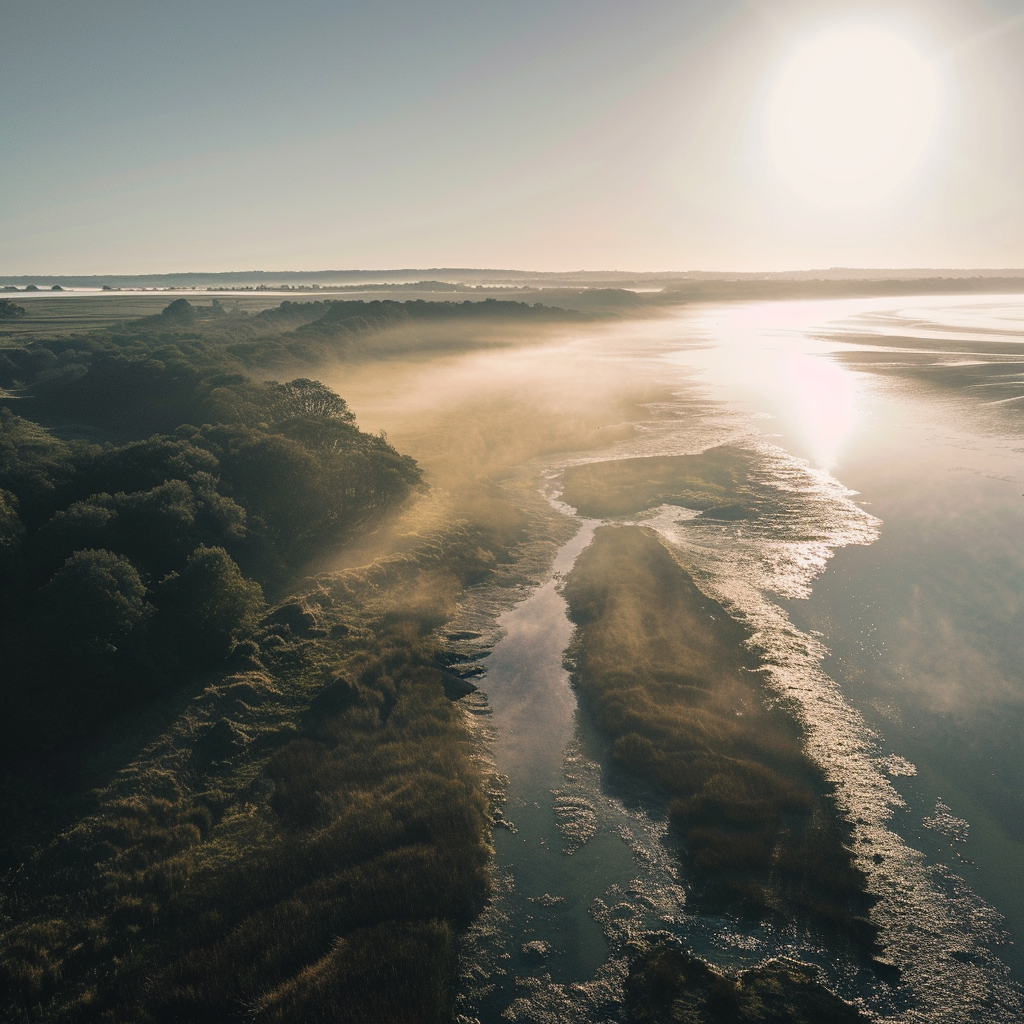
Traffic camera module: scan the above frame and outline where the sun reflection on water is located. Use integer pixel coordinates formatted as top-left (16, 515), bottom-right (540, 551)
top-left (782, 350), bottom-right (859, 469)
top-left (660, 300), bottom-right (867, 471)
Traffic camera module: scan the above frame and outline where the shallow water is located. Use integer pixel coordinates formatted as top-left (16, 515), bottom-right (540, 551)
top-left (367, 294), bottom-right (1024, 1022)
top-left (670, 295), bottom-right (1024, 986)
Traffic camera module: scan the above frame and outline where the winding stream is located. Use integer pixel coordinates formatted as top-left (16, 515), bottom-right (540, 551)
top-left (447, 296), bottom-right (1024, 1023)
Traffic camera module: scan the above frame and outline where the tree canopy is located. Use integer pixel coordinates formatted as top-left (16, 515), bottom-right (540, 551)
top-left (39, 548), bottom-right (151, 656)
top-left (0, 365), bottom-right (419, 753)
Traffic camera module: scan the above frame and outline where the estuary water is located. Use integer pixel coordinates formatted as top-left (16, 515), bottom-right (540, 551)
top-left (439, 295), bottom-right (1024, 1023)
top-left (322, 293), bottom-right (1024, 1021)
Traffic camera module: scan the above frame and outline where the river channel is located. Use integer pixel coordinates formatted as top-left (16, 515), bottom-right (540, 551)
top-left (338, 295), bottom-right (1024, 1023)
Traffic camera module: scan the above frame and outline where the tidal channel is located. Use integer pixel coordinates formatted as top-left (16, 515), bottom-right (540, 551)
top-left (453, 296), bottom-right (1024, 1023)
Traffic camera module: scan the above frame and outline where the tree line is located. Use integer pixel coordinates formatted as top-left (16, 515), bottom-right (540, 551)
top-left (0, 348), bottom-right (419, 756)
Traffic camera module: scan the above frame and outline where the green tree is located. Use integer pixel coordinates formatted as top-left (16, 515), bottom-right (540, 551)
top-left (0, 409), bottom-right (82, 523)
top-left (39, 549), bottom-right (151, 656)
top-left (33, 497), bottom-right (119, 575)
top-left (36, 475), bottom-right (248, 581)
top-left (77, 434), bottom-right (219, 498)
top-left (158, 545), bottom-right (264, 661)
top-left (0, 488), bottom-right (23, 553)
top-left (160, 298), bottom-right (198, 325)
top-left (266, 378), bottom-right (355, 422)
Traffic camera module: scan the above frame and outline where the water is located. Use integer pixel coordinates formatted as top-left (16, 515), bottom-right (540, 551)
top-left (443, 294), bottom-right (1024, 1023)
top-left (673, 296), bottom-right (1024, 983)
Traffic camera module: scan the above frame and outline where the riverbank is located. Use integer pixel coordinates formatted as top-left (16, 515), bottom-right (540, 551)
top-left (0, 479), bottom-right (560, 1023)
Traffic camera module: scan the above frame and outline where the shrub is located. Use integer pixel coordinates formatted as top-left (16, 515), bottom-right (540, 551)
top-left (39, 548), bottom-right (150, 657)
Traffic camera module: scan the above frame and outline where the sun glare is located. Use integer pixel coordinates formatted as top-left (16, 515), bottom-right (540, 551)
top-left (768, 27), bottom-right (939, 209)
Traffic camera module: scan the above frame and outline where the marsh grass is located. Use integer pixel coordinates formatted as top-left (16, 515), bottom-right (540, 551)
top-left (624, 940), bottom-right (866, 1023)
top-left (562, 526), bottom-right (877, 952)
top-left (0, 502), bottom-right (519, 1023)
top-left (561, 448), bottom-right (751, 518)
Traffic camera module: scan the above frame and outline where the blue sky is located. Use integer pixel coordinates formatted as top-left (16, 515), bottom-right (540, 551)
top-left (3, 0), bottom-right (1023, 273)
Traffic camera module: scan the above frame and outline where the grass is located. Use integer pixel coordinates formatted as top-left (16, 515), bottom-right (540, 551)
top-left (0, 486), bottom-right (541, 1023)
top-left (562, 525), bottom-right (878, 953)
top-left (560, 447), bottom-right (752, 518)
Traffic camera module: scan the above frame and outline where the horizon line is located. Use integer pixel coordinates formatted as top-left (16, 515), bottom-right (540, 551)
top-left (4, 265), bottom-right (1024, 282)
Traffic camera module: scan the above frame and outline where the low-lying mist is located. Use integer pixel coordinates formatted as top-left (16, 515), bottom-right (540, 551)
top-left (317, 323), bottom-right (671, 491)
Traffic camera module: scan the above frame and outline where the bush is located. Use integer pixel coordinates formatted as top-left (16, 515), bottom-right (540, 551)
top-left (39, 548), bottom-right (150, 657)
top-left (157, 545), bottom-right (264, 661)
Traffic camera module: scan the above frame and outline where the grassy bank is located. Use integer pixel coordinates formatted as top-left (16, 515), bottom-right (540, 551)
top-left (562, 525), bottom-right (876, 952)
top-left (0, 486), bottom-right (542, 1022)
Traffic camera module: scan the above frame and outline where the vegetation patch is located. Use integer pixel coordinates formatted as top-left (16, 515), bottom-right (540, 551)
top-left (562, 525), bottom-right (878, 954)
top-left (0, 500), bottom-right (522, 1022)
top-left (624, 939), bottom-right (867, 1024)
top-left (0, 299), bottom-right (26, 321)
top-left (561, 447), bottom-right (753, 518)
top-left (0, 374), bottom-right (418, 758)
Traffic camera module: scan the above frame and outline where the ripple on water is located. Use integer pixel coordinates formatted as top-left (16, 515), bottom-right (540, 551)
top-left (923, 800), bottom-right (971, 844)
top-left (551, 794), bottom-right (599, 854)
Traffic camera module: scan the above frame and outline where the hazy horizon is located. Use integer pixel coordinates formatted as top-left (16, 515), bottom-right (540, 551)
top-left (5, 264), bottom-right (1024, 285)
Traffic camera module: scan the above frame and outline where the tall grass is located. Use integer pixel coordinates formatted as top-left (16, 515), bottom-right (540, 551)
top-left (1, 552), bottom-right (497, 1023)
top-left (563, 526), bottom-right (876, 953)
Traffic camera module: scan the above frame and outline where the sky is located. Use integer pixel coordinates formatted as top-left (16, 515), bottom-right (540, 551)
top-left (3, 0), bottom-right (1024, 274)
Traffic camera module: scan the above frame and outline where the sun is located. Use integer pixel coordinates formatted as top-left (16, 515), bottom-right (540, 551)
top-left (767, 27), bottom-right (939, 209)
